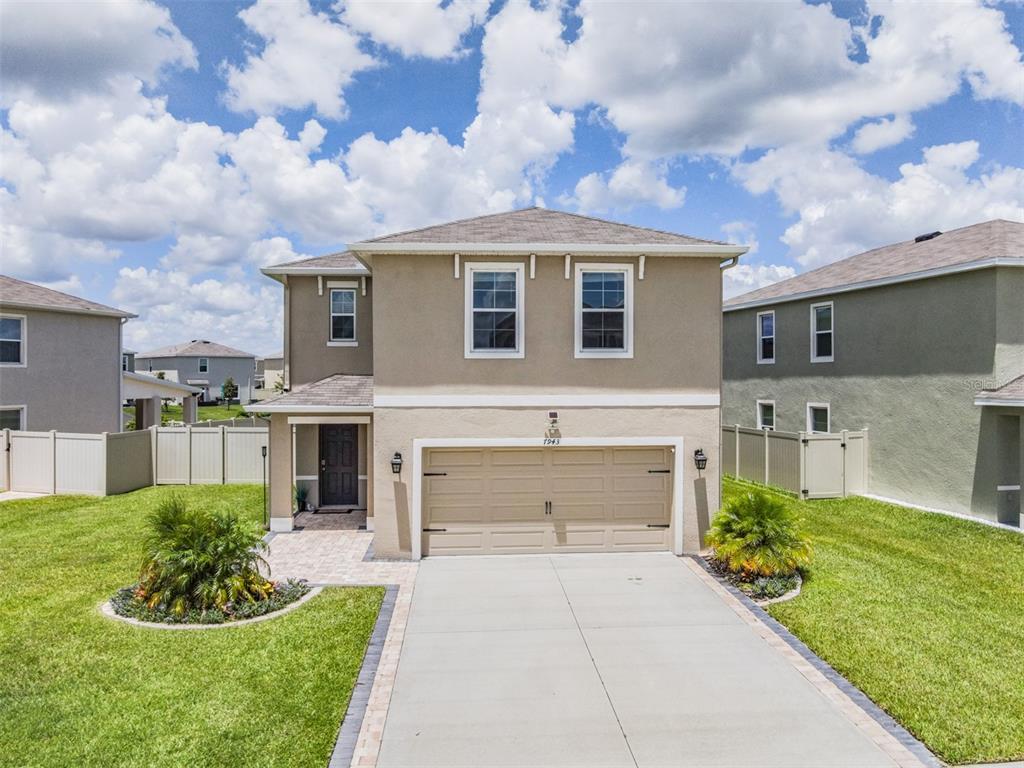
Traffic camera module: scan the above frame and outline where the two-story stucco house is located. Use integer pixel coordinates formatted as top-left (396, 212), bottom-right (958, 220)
top-left (136, 340), bottom-right (256, 403)
top-left (723, 219), bottom-right (1024, 527)
top-left (251, 208), bottom-right (746, 559)
top-left (0, 274), bottom-right (134, 433)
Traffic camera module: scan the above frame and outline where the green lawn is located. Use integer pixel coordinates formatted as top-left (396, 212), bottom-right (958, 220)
top-left (0, 485), bottom-right (383, 768)
top-left (723, 477), bottom-right (1024, 764)
top-left (123, 402), bottom-right (257, 425)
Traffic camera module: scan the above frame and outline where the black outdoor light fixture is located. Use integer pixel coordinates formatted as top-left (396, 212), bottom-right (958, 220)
top-left (391, 452), bottom-right (403, 475)
top-left (693, 448), bottom-right (708, 473)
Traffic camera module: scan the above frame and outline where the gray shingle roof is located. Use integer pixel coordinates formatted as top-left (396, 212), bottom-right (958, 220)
top-left (977, 374), bottom-right (1024, 404)
top-left (725, 219), bottom-right (1024, 309)
top-left (264, 251), bottom-right (369, 273)
top-left (257, 374), bottom-right (373, 409)
top-left (359, 207), bottom-right (727, 246)
top-left (137, 340), bottom-right (255, 359)
top-left (0, 274), bottom-right (134, 318)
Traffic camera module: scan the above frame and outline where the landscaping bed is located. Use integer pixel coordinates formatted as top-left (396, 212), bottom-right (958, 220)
top-left (110, 578), bottom-right (311, 625)
top-left (723, 476), bottom-right (1024, 764)
top-left (702, 555), bottom-right (800, 602)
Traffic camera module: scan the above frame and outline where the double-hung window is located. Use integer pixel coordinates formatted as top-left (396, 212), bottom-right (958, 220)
top-left (807, 403), bottom-right (830, 433)
top-left (198, 357), bottom-right (209, 373)
top-left (0, 315), bottom-right (25, 366)
top-left (329, 288), bottom-right (357, 344)
top-left (810, 301), bottom-right (833, 362)
top-left (465, 263), bottom-right (524, 358)
top-left (575, 263), bottom-right (633, 358)
top-left (121, 354), bottom-right (129, 371)
top-left (756, 310), bottom-right (775, 364)
top-left (757, 400), bottom-right (775, 431)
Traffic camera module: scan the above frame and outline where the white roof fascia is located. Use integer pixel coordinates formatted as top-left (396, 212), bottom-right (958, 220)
top-left (261, 266), bottom-right (370, 277)
top-left (243, 403), bottom-right (374, 414)
top-left (350, 242), bottom-right (747, 257)
top-left (0, 301), bottom-right (136, 319)
top-left (725, 257), bottom-right (1024, 313)
top-left (974, 397), bottom-right (1024, 408)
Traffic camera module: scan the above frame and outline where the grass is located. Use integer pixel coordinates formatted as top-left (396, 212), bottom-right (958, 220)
top-left (0, 485), bottom-right (383, 768)
top-left (123, 402), bottom-right (258, 425)
top-left (722, 477), bottom-right (1024, 764)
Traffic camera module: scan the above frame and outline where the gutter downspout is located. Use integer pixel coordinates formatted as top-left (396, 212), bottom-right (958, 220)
top-left (282, 276), bottom-right (290, 391)
top-left (118, 318), bottom-right (127, 432)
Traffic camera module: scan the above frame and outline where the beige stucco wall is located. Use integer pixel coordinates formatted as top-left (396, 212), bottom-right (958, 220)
top-left (0, 307), bottom-right (122, 433)
top-left (371, 253), bottom-right (722, 395)
top-left (288, 275), bottom-right (373, 385)
top-left (370, 405), bottom-right (721, 557)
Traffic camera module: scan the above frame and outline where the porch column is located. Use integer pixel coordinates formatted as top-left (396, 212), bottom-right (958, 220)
top-left (135, 396), bottom-right (162, 430)
top-left (181, 395), bottom-right (198, 424)
top-left (366, 418), bottom-right (375, 530)
top-left (269, 413), bottom-right (294, 531)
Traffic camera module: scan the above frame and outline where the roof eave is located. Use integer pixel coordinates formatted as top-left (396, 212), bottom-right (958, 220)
top-left (975, 397), bottom-right (1024, 408)
top-left (349, 242), bottom-right (747, 257)
top-left (261, 266), bottom-right (371, 279)
top-left (244, 403), bottom-right (374, 413)
top-left (0, 300), bottom-right (136, 319)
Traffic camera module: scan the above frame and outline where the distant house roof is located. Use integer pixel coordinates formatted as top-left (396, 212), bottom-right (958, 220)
top-left (262, 251), bottom-right (370, 278)
top-left (249, 374), bottom-right (373, 413)
top-left (0, 274), bottom-right (135, 318)
top-left (137, 340), bottom-right (255, 359)
top-left (725, 219), bottom-right (1024, 311)
top-left (975, 374), bottom-right (1024, 408)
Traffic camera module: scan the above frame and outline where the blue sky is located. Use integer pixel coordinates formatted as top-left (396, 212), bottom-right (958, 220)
top-left (1, 0), bottom-right (1022, 355)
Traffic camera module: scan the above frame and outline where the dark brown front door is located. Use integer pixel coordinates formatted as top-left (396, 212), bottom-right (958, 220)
top-left (320, 425), bottom-right (358, 506)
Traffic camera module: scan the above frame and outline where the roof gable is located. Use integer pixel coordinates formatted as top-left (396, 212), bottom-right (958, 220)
top-left (138, 340), bottom-right (255, 359)
top-left (0, 274), bottom-right (134, 318)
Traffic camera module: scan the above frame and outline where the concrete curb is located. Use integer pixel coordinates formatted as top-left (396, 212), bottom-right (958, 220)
top-left (99, 586), bottom-right (321, 630)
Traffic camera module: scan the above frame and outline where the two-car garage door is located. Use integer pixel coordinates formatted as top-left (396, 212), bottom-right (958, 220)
top-left (421, 445), bottom-right (673, 556)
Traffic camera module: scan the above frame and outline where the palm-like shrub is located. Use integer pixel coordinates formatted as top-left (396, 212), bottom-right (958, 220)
top-left (706, 491), bottom-right (812, 577)
top-left (137, 495), bottom-right (272, 617)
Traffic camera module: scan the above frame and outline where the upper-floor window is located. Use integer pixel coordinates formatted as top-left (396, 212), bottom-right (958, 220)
top-left (757, 400), bottom-right (775, 430)
top-left (122, 354), bottom-right (129, 371)
top-left (198, 357), bottom-right (209, 373)
top-left (0, 315), bottom-right (25, 366)
top-left (807, 402), bottom-right (830, 433)
top-left (465, 263), bottom-right (524, 359)
top-left (329, 288), bottom-right (357, 345)
top-left (575, 263), bottom-right (633, 358)
top-left (756, 310), bottom-right (775, 364)
top-left (810, 301), bottom-right (833, 363)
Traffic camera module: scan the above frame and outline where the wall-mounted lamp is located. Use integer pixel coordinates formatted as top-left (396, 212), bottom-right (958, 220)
top-left (391, 452), bottom-right (403, 475)
top-left (693, 448), bottom-right (708, 473)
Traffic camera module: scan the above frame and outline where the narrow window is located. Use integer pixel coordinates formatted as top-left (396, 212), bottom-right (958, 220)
top-left (198, 357), bottom-right (209, 373)
top-left (807, 403), bottom-right (830, 433)
top-left (757, 400), bottom-right (775, 431)
top-left (0, 315), bottom-right (24, 365)
top-left (757, 310), bottom-right (775, 364)
top-left (465, 264), bottom-right (524, 358)
top-left (147, 360), bottom-right (153, 372)
top-left (810, 302), bottom-right (833, 362)
top-left (121, 354), bottom-right (129, 371)
top-left (0, 407), bottom-right (23, 430)
top-left (575, 263), bottom-right (633, 358)
top-left (330, 288), bottom-right (357, 343)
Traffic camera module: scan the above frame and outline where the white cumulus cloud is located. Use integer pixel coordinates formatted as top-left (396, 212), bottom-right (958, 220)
top-left (340, 0), bottom-right (488, 59)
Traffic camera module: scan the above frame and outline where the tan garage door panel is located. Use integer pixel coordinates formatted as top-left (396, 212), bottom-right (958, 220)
top-left (422, 446), bottom-right (672, 556)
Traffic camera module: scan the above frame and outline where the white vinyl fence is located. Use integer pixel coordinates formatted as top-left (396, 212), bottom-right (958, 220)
top-left (722, 425), bottom-right (868, 499)
top-left (1, 425), bottom-right (268, 496)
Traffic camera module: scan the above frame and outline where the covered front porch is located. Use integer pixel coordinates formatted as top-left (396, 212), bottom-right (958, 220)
top-left (975, 374), bottom-right (1024, 528)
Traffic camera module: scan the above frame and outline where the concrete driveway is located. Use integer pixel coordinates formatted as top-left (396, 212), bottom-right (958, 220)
top-left (376, 553), bottom-right (911, 768)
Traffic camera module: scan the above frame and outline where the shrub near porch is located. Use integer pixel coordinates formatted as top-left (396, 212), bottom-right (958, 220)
top-left (0, 485), bottom-right (382, 768)
top-left (722, 477), bottom-right (1024, 764)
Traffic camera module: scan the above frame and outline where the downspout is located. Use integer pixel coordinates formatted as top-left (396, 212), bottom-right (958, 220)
top-left (282, 275), bottom-right (290, 391)
top-left (118, 318), bottom-right (127, 432)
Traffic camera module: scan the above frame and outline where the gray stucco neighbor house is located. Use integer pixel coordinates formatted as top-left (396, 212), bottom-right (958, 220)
top-left (135, 340), bottom-right (256, 403)
top-left (723, 219), bottom-right (1024, 527)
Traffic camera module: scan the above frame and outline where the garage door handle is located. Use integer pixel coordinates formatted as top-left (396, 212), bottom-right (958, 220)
top-left (423, 527), bottom-right (447, 532)
top-left (646, 524), bottom-right (670, 529)
top-left (423, 472), bottom-right (447, 476)
top-left (647, 469), bottom-right (670, 474)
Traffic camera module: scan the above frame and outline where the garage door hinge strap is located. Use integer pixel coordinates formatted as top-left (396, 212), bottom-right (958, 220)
top-left (422, 472), bottom-right (448, 476)
top-left (422, 527), bottom-right (447, 533)
top-left (646, 524), bottom-right (670, 529)
top-left (647, 469), bottom-right (670, 474)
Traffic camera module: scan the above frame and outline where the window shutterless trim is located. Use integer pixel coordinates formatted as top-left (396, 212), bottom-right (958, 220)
top-left (0, 313), bottom-right (27, 368)
top-left (806, 401), bottom-right (831, 433)
top-left (756, 309), bottom-right (775, 364)
top-left (0, 404), bottom-right (26, 430)
top-left (809, 301), bottom-right (834, 363)
top-left (198, 357), bottom-right (209, 373)
top-left (574, 262), bottom-right (634, 359)
top-left (464, 262), bottom-right (525, 359)
top-left (329, 287), bottom-right (358, 344)
top-left (756, 399), bottom-right (775, 431)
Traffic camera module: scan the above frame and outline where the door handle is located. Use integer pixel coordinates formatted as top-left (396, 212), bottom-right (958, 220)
top-left (320, 459), bottom-right (326, 469)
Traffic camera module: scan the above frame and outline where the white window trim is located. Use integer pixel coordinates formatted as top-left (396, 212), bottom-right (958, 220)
top-left (329, 287), bottom-right (358, 346)
top-left (756, 399), bottom-right (776, 431)
top-left (806, 402), bottom-right (831, 433)
top-left (121, 354), bottom-right (129, 371)
top-left (0, 313), bottom-right (27, 368)
top-left (0, 405), bottom-right (26, 430)
top-left (756, 310), bottom-right (775, 364)
top-left (810, 301), bottom-right (834, 363)
top-left (464, 262), bottom-right (525, 360)
top-left (574, 262), bottom-right (634, 359)
top-left (198, 357), bottom-right (209, 373)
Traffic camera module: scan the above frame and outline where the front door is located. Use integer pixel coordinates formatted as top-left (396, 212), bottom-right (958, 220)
top-left (320, 424), bottom-right (358, 506)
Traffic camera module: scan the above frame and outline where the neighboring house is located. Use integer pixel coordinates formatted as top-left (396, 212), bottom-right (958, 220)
top-left (254, 352), bottom-right (284, 398)
top-left (251, 207), bottom-right (746, 559)
top-left (121, 348), bottom-right (136, 373)
top-left (722, 219), bottom-right (1024, 527)
top-left (0, 274), bottom-right (134, 433)
top-left (136, 340), bottom-right (256, 402)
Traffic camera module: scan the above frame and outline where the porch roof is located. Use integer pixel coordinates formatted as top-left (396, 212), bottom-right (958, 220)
top-left (248, 374), bottom-right (373, 413)
top-left (975, 374), bottom-right (1024, 408)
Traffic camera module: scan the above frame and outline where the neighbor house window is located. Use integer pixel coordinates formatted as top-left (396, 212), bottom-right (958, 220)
top-left (810, 301), bottom-right (833, 362)
top-left (807, 403), bottom-right (830, 433)
top-left (0, 315), bottom-right (25, 366)
top-left (757, 400), bottom-right (775, 431)
top-left (575, 263), bottom-right (633, 358)
top-left (757, 310), bottom-right (775, 364)
top-left (147, 360), bottom-right (153, 372)
top-left (0, 406), bottom-right (24, 430)
top-left (121, 354), bottom-right (129, 371)
top-left (198, 357), bottom-right (209, 373)
top-left (465, 263), bottom-right (524, 358)
top-left (329, 288), bottom-right (357, 344)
